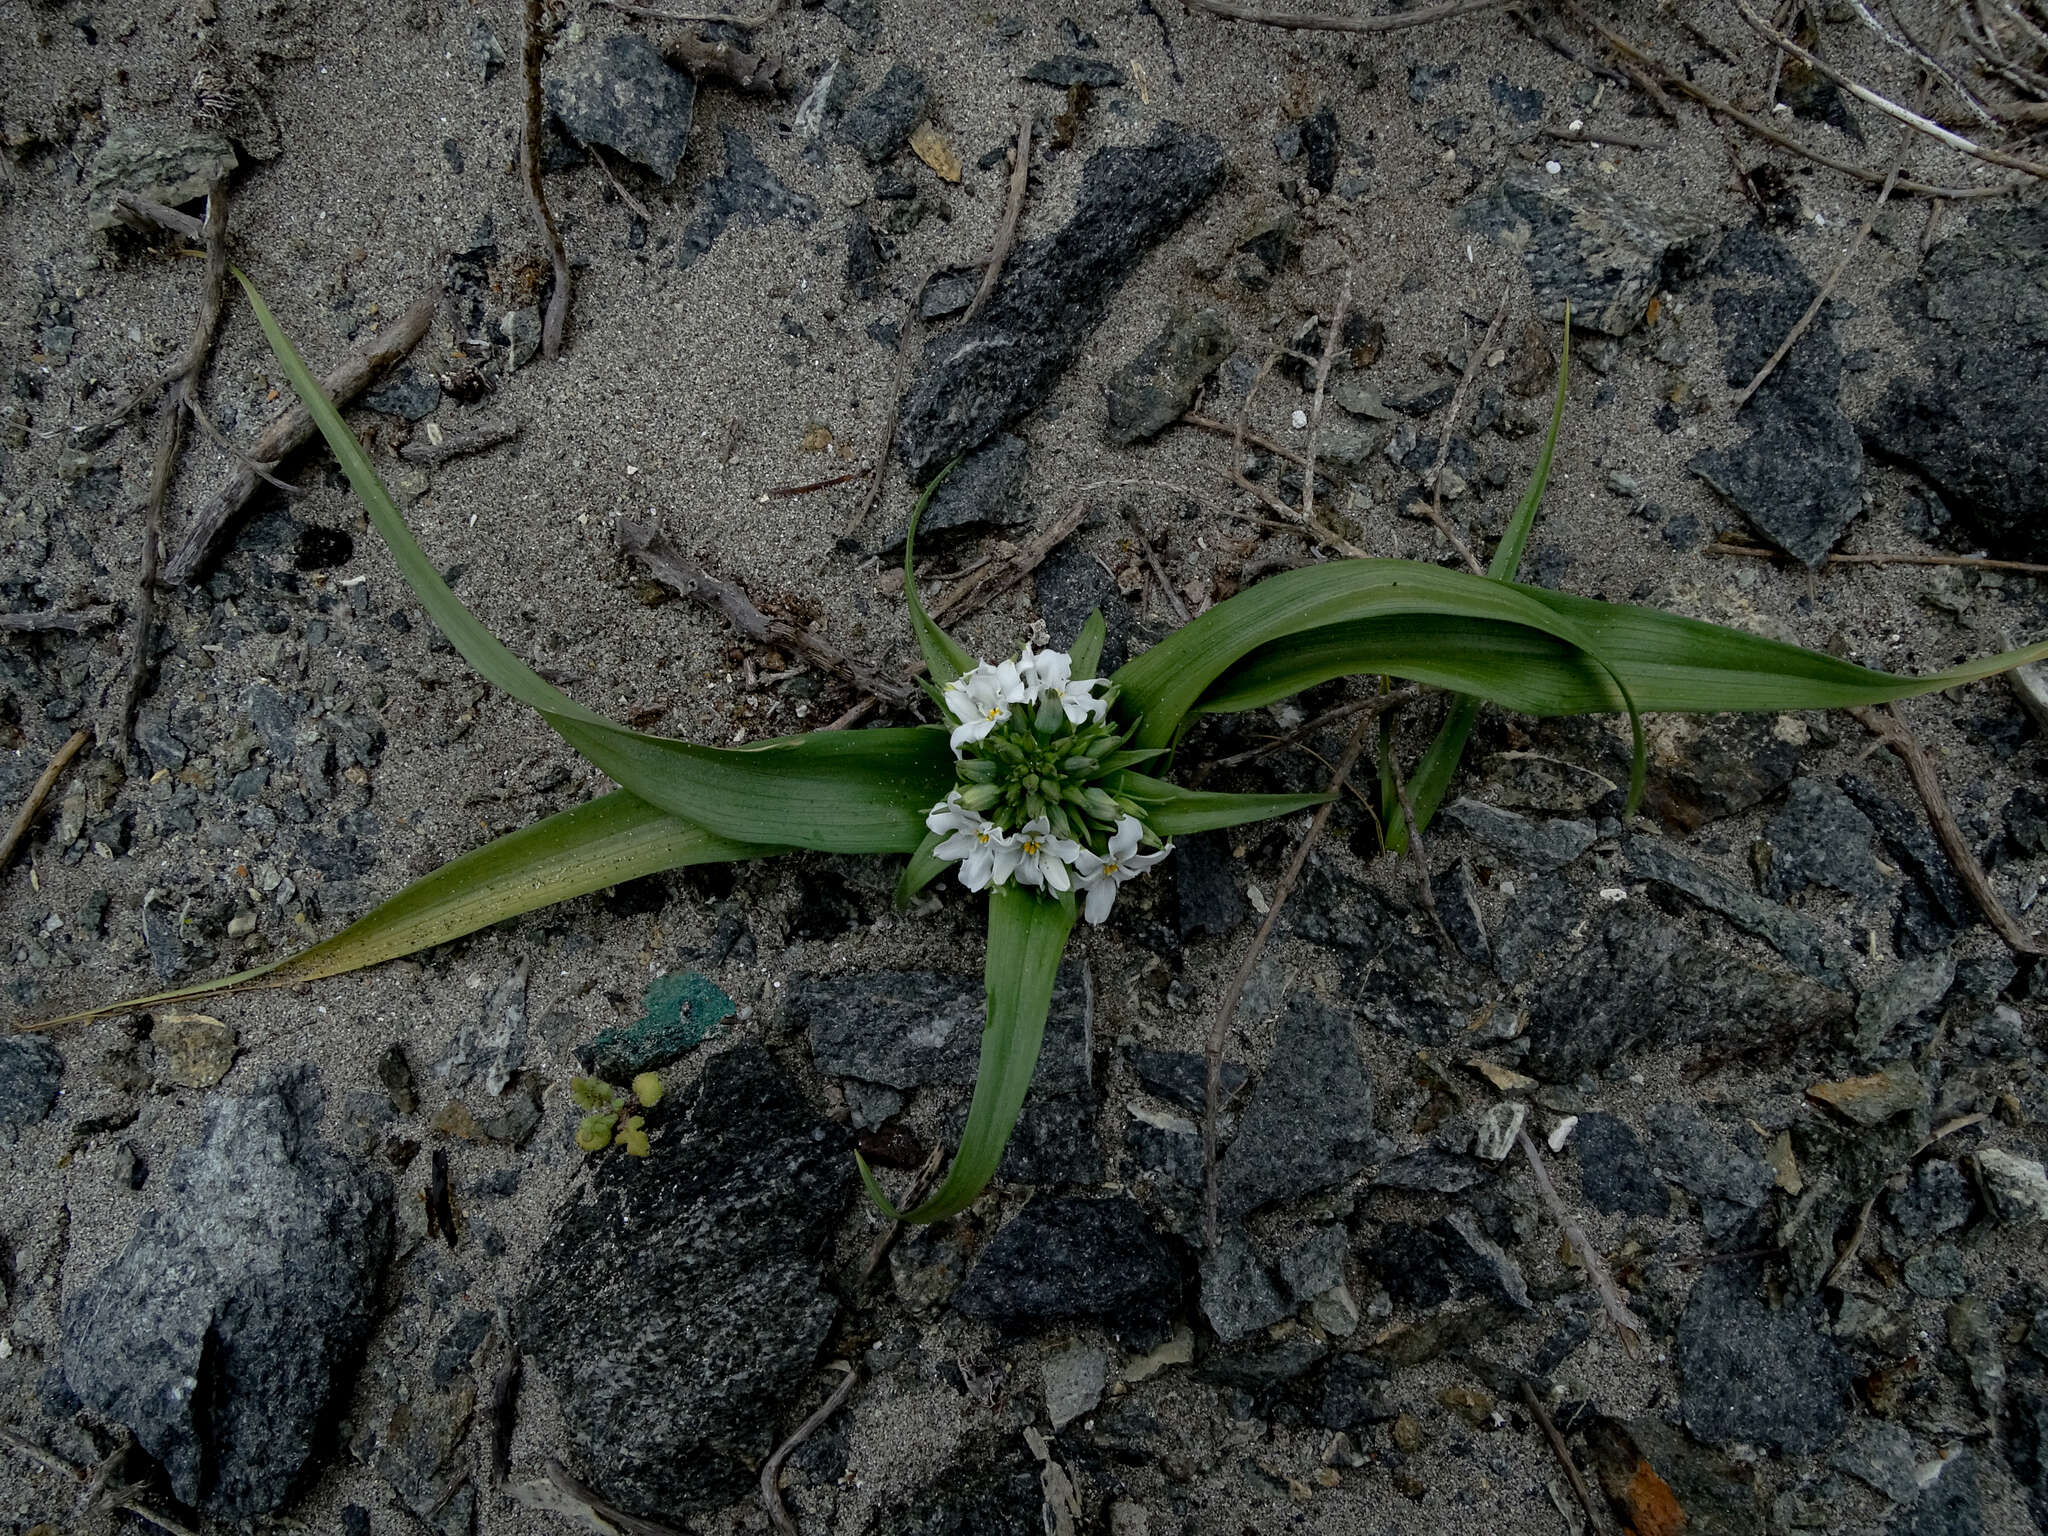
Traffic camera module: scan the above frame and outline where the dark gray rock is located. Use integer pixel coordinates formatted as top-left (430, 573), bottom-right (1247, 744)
top-left (1441, 798), bottom-right (1597, 872)
top-left (1864, 203), bottom-right (2048, 562)
top-left (1855, 952), bottom-right (1956, 1057)
top-left (868, 1446), bottom-right (1054, 1536)
top-left (362, 367), bottom-right (442, 421)
top-left (1679, 1263), bottom-right (1852, 1454)
top-left (943, 1093), bottom-right (1101, 1186)
top-left (1175, 829), bottom-right (1249, 941)
top-left (1842, 775), bottom-right (1975, 955)
top-left (917, 264), bottom-right (980, 321)
top-left (432, 1311), bottom-right (493, 1388)
top-left (676, 129), bottom-right (818, 270)
top-left (1831, 1421), bottom-right (1920, 1502)
top-left (1573, 1112), bottom-right (1667, 1217)
top-left (1312, 1355), bottom-right (1397, 1431)
top-left (844, 207), bottom-right (885, 300)
top-left (1461, 167), bottom-right (1715, 336)
top-left (896, 123), bottom-right (1224, 477)
top-left (87, 123), bottom-right (237, 231)
top-left (520, 1045), bottom-right (851, 1517)
top-left (435, 958), bottom-right (527, 1097)
top-left (1648, 712), bottom-right (1804, 831)
top-left (248, 681), bottom-right (299, 764)
top-left (1369, 1222), bottom-right (1456, 1308)
top-left (1491, 873), bottom-right (1587, 982)
top-left (793, 964), bottom-right (1089, 1093)
top-left (1757, 777), bottom-right (1883, 900)
top-left (874, 433), bottom-right (1032, 555)
top-left (1483, 750), bottom-right (1620, 815)
top-left (0, 1037), bottom-right (63, 1137)
top-left (1274, 1226), bottom-right (1348, 1303)
top-left (1133, 1045), bottom-right (1246, 1116)
top-left (1905, 1243), bottom-right (1965, 1298)
top-left (837, 64), bottom-right (926, 163)
top-left (1105, 308), bottom-right (1233, 444)
top-left (1299, 105), bottom-right (1340, 195)
top-left (1888, 1451), bottom-right (1982, 1536)
top-left (1200, 1228), bottom-right (1291, 1343)
top-left (953, 1194), bottom-right (1181, 1347)
top-left (1648, 1104), bottom-right (1775, 1239)
top-left (1217, 997), bottom-right (1373, 1218)
top-left (1024, 55), bottom-right (1125, 88)
top-left (1375, 1146), bottom-right (1491, 1194)
top-left (1290, 866), bottom-right (1494, 1045)
top-left (1435, 858), bottom-right (1492, 969)
top-left (1439, 1209), bottom-right (1531, 1310)
top-left (545, 34), bottom-right (696, 182)
top-left (1522, 906), bottom-right (1850, 1079)
top-left (61, 1068), bottom-right (392, 1518)
top-left (1689, 228), bottom-right (1864, 565)
top-left (1035, 537), bottom-right (1129, 671)
top-left (2008, 1392), bottom-right (2048, 1533)
top-left (1625, 835), bottom-right (1846, 984)
top-left (377, 1387), bottom-right (476, 1536)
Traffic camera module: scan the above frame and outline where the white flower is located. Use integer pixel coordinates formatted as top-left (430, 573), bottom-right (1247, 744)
top-left (1018, 644), bottom-right (1108, 726)
top-left (1010, 816), bottom-right (1081, 893)
top-left (927, 794), bottom-right (1016, 892)
top-left (1072, 816), bottom-right (1172, 924)
top-left (941, 658), bottom-right (1027, 751)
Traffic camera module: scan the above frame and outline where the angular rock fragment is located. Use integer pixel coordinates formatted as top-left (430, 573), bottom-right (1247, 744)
top-left (1678, 1262), bottom-right (1851, 1454)
top-left (62, 1069), bottom-right (392, 1517)
top-left (873, 433), bottom-right (1033, 555)
top-left (1441, 797), bottom-right (1596, 872)
top-left (1104, 309), bottom-right (1233, 444)
top-left (0, 1037), bottom-right (63, 1137)
top-left (954, 1194), bottom-right (1182, 1347)
top-left (88, 124), bottom-right (237, 231)
top-left (676, 129), bottom-right (818, 270)
top-left (794, 964), bottom-right (1090, 1093)
top-left (545, 34), bottom-right (696, 182)
top-left (1625, 835), bottom-right (1845, 984)
top-left (521, 1046), bottom-right (851, 1516)
top-left (1216, 997), bottom-right (1374, 1218)
top-left (837, 64), bottom-right (926, 163)
top-left (896, 124), bottom-right (1224, 477)
top-left (1756, 778), bottom-right (1884, 900)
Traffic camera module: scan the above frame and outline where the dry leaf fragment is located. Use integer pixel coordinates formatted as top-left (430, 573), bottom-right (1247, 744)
top-left (909, 123), bottom-right (961, 182)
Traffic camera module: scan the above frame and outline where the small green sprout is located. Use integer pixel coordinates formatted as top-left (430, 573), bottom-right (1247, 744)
top-left (570, 1071), bottom-right (662, 1156)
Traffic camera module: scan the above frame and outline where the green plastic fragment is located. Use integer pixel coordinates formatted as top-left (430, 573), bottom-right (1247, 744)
top-left (580, 971), bottom-right (736, 1079)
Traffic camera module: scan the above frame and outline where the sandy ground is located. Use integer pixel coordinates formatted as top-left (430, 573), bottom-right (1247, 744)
top-left (1, 0), bottom-right (2045, 1532)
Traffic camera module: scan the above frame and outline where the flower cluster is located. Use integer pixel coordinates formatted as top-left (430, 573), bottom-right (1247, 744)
top-left (927, 647), bottom-right (1171, 923)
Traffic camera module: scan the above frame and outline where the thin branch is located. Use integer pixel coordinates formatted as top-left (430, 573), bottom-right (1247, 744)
top-left (0, 606), bottom-right (115, 634)
top-left (595, 0), bottom-right (780, 24)
top-left (1847, 0), bottom-right (1999, 126)
top-left (1124, 508), bottom-right (1190, 623)
top-left (590, 143), bottom-right (653, 222)
top-left (117, 178), bottom-right (230, 754)
top-left (767, 469), bottom-right (868, 498)
top-left (546, 1460), bottom-right (691, 1536)
top-left (1185, 686), bottom-right (1421, 785)
top-left (0, 728), bottom-right (92, 877)
top-left (163, 292), bottom-right (437, 585)
top-left (398, 417), bottom-right (522, 466)
top-left (1300, 269), bottom-right (1352, 539)
top-left (521, 0), bottom-right (573, 360)
top-left (1184, 0), bottom-right (1510, 36)
top-left (1540, 125), bottom-right (1671, 150)
top-left (1849, 703), bottom-right (2046, 955)
top-left (181, 394), bottom-right (303, 494)
top-left (1422, 288), bottom-right (1508, 577)
top-left (1703, 540), bottom-right (2048, 576)
top-left (1389, 739), bottom-right (1451, 950)
top-left (1203, 705), bottom-right (1378, 1250)
top-left (964, 113), bottom-right (1031, 326)
top-left (842, 396), bottom-right (898, 536)
top-left (1518, 1128), bottom-right (1646, 1358)
top-left (1734, 0), bottom-right (2048, 179)
top-left (761, 1365), bottom-right (858, 1534)
top-left (1519, 1380), bottom-right (1609, 1536)
top-left (109, 193), bottom-right (207, 240)
top-left (1181, 411), bottom-right (1311, 470)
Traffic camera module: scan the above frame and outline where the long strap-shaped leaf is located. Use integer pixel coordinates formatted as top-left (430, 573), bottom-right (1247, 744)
top-left (1108, 771), bottom-right (1330, 835)
top-left (1385, 314), bottom-right (1572, 850)
top-left (857, 882), bottom-right (1075, 1222)
top-left (26, 792), bottom-right (773, 1029)
top-left (238, 272), bottom-right (951, 854)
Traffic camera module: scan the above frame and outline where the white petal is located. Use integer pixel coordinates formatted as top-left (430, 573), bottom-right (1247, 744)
top-left (1039, 856), bottom-right (1071, 892)
top-left (989, 842), bottom-right (1022, 884)
top-left (934, 828), bottom-right (982, 861)
top-left (1109, 818), bottom-right (1142, 861)
top-left (1084, 879), bottom-right (1117, 924)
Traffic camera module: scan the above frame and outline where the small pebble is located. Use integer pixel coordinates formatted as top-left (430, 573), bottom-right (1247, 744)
top-left (1290, 409), bottom-right (1308, 430)
top-left (1544, 160), bottom-right (1562, 175)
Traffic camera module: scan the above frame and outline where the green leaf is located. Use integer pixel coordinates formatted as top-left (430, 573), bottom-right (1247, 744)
top-left (858, 882), bottom-right (1076, 1222)
top-left (1069, 609), bottom-right (1108, 679)
top-left (236, 271), bottom-right (950, 854)
top-left (1104, 771), bottom-right (1329, 836)
top-left (893, 827), bottom-right (951, 909)
top-left (1385, 315), bottom-right (1570, 851)
top-left (903, 461), bottom-right (973, 688)
top-left (1090, 747), bottom-right (1167, 774)
top-left (27, 791), bottom-right (771, 1028)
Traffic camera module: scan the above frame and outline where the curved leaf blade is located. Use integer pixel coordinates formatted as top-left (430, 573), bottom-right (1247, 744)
top-left (237, 271), bottom-right (948, 853)
top-left (893, 827), bottom-right (950, 909)
top-left (1106, 771), bottom-right (1329, 836)
top-left (859, 882), bottom-right (1076, 1222)
top-left (25, 792), bottom-right (773, 1029)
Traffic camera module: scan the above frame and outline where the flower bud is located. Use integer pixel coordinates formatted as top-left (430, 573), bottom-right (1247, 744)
top-left (957, 757), bottom-right (1000, 783)
top-left (959, 782), bottom-right (1002, 811)
top-left (1083, 787), bottom-right (1122, 821)
top-left (990, 738), bottom-right (1026, 765)
top-left (1047, 805), bottom-right (1075, 839)
top-left (1061, 756), bottom-right (1099, 776)
top-left (1023, 791), bottom-right (1047, 821)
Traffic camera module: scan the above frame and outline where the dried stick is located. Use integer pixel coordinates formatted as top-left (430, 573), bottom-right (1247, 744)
top-left (1568, 6), bottom-right (2031, 199)
top-left (1518, 1128), bottom-right (1646, 1358)
top-left (1422, 288), bottom-right (1508, 577)
top-left (1186, 686), bottom-right (1421, 784)
top-left (1125, 508), bottom-right (1190, 623)
top-left (596, 0), bottom-right (779, 23)
top-left (0, 607), bottom-right (115, 634)
top-left (1848, 0), bottom-right (1998, 125)
top-left (117, 179), bottom-right (230, 753)
top-left (1300, 270), bottom-right (1352, 537)
top-left (180, 396), bottom-right (303, 495)
top-left (1703, 541), bottom-right (2048, 576)
top-left (1540, 125), bottom-right (1671, 151)
top-left (1849, 703), bottom-right (2046, 955)
top-left (1180, 411), bottom-right (1310, 470)
top-left (1224, 351), bottom-right (1369, 559)
top-left (398, 418), bottom-right (522, 465)
top-left (768, 469), bottom-right (867, 498)
top-left (590, 143), bottom-right (653, 222)
top-left (618, 520), bottom-right (917, 703)
top-left (1389, 743), bottom-right (1450, 949)
top-left (843, 396), bottom-right (898, 537)
top-left (1734, 0), bottom-right (2048, 179)
top-left (762, 1366), bottom-right (858, 1535)
top-left (163, 293), bottom-right (436, 585)
top-left (110, 194), bottom-right (207, 241)
top-left (545, 1460), bottom-right (690, 1536)
top-left (1185, 0), bottom-right (1509, 35)
top-left (1519, 1380), bottom-right (1608, 1536)
top-left (1202, 706), bottom-right (1377, 1249)
top-left (964, 113), bottom-right (1031, 326)
top-left (0, 728), bottom-right (92, 877)
top-left (521, 0), bottom-right (572, 360)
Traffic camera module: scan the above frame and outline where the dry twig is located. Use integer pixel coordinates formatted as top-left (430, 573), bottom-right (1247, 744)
top-left (1540, 125), bottom-right (1671, 150)
top-left (117, 179), bottom-right (231, 754)
top-left (1519, 1380), bottom-right (1608, 1536)
top-left (1185, 0), bottom-right (1509, 35)
top-left (590, 143), bottom-right (654, 221)
top-left (1422, 289), bottom-right (1508, 576)
top-left (596, 0), bottom-right (779, 23)
top-left (521, 0), bottom-right (573, 360)
top-left (1202, 706), bottom-right (1378, 1249)
top-left (1180, 411), bottom-right (1310, 470)
top-left (0, 606), bottom-right (115, 634)
top-left (0, 729), bottom-right (92, 878)
top-left (1124, 508), bottom-right (1190, 623)
top-left (1704, 540), bottom-right (2048, 576)
top-left (1186, 686), bottom-right (1421, 784)
top-left (1300, 270), bottom-right (1352, 538)
top-left (964, 113), bottom-right (1032, 326)
top-left (618, 520), bottom-right (917, 704)
top-left (399, 418), bottom-right (522, 466)
top-left (163, 293), bottom-right (436, 585)
top-left (1518, 1128), bottom-right (1646, 1358)
top-left (546, 1460), bottom-right (690, 1536)
top-left (110, 193), bottom-right (208, 240)
top-left (1849, 703), bottom-right (2045, 955)
top-left (761, 1366), bottom-right (859, 1535)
